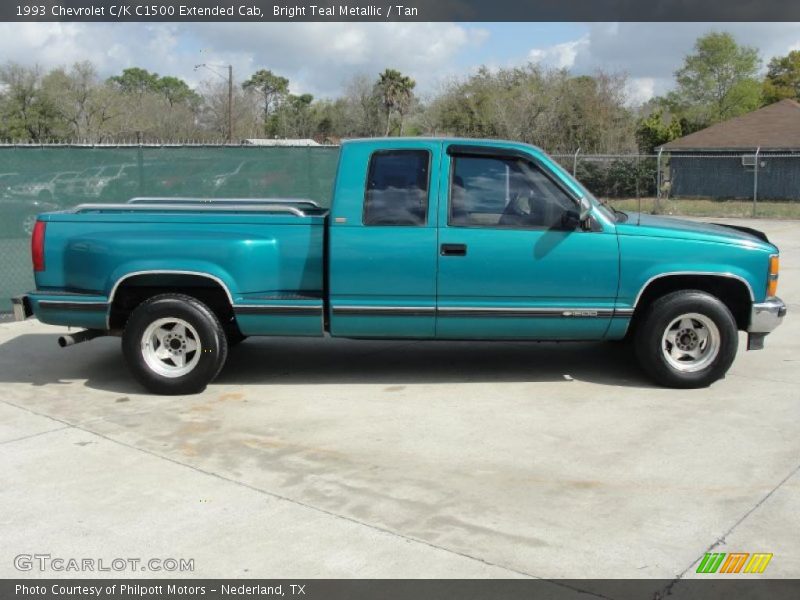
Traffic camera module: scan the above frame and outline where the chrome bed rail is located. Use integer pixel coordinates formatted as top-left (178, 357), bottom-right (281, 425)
top-left (71, 202), bottom-right (309, 217)
top-left (127, 196), bottom-right (320, 208)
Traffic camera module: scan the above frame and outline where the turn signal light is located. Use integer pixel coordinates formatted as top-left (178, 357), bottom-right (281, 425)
top-left (31, 220), bottom-right (46, 272)
top-left (767, 255), bottom-right (779, 297)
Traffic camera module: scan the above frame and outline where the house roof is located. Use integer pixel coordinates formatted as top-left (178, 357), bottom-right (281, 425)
top-left (659, 99), bottom-right (800, 151)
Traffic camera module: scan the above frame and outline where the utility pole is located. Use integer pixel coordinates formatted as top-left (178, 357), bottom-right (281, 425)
top-left (195, 63), bottom-right (234, 143)
top-left (228, 64), bottom-right (233, 144)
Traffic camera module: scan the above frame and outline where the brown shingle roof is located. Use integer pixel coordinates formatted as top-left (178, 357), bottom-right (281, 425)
top-left (660, 99), bottom-right (800, 151)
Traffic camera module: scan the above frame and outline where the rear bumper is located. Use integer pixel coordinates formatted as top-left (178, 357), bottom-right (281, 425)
top-left (747, 296), bottom-right (786, 350)
top-left (12, 295), bottom-right (33, 321)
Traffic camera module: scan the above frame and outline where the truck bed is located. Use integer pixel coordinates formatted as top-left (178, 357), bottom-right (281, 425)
top-left (31, 198), bottom-right (329, 336)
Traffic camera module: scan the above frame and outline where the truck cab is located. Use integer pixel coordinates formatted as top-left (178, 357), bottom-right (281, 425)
top-left (328, 138), bottom-right (618, 341)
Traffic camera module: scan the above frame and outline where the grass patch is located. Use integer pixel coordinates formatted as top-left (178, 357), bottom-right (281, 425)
top-left (606, 197), bottom-right (800, 219)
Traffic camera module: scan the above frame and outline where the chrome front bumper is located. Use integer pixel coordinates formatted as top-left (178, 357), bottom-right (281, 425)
top-left (12, 295), bottom-right (32, 321)
top-left (747, 296), bottom-right (786, 350)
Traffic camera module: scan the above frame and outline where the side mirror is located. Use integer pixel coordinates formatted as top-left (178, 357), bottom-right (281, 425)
top-left (561, 209), bottom-right (581, 230)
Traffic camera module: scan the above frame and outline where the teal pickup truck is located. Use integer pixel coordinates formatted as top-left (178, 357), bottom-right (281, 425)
top-left (13, 138), bottom-right (786, 394)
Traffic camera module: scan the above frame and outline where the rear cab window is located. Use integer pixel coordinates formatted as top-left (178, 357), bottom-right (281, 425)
top-left (363, 150), bottom-right (430, 226)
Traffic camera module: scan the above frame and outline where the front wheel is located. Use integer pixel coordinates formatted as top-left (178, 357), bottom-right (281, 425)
top-left (122, 294), bottom-right (228, 395)
top-left (634, 290), bottom-right (738, 388)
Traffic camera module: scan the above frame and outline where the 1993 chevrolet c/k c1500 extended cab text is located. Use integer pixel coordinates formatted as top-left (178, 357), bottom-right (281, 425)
top-left (13, 138), bottom-right (786, 394)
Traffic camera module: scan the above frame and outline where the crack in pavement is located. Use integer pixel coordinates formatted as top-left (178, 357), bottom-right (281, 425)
top-left (657, 460), bottom-right (800, 599)
top-left (0, 425), bottom-right (72, 446)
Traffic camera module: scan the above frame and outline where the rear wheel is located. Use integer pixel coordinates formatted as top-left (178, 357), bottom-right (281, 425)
top-left (634, 290), bottom-right (738, 388)
top-left (122, 294), bottom-right (228, 395)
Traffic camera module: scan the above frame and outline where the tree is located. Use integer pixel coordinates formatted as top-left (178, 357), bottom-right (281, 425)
top-left (0, 63), bottom-right (61, 140)
top-left (242, 69), bottom-right (289, 132)
top-left (669, 32), bottom-right (762, 128)
top-left (425, 64), bottom-right (636, 153)
top-left (763, 50), bottom-right (800, 103)
top-left (556, 72), bottom-right (635, 153)
top-left (109, 68), bottom-right (198, 108)
top-left (375, 69), bottom-right (416, 136)
top-left (635, 109), bottom-right (682, 154)
top-left (43, 61), bottom-right (118, 141)
top-left (156, 76), bottom-right (201, 108)
top-left (108, 67), bottom-right (160, 96)
top-left (270, 93), bottom-right (316, 138)
top-left (198, 78), bottom-right (262, 140)
top-left (340, 74), bottom-right (385, 137)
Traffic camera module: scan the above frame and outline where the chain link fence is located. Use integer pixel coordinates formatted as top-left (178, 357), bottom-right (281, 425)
top-left (551, 151), bottom-right (800, 218)
top-left (2, 145), bottom-right (798, 312)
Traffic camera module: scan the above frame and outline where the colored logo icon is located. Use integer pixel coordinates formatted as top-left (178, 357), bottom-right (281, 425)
top-left (696, 552), bottom-right (773, 574)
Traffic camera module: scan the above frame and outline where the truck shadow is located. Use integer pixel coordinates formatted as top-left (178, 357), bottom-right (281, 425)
top-left (0, 333), bottom-right (656, 394)
top-left (218, 338), bottom-right (654, 388)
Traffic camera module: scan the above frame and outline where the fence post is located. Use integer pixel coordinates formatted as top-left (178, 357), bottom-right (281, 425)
top-left (137, 134), bottom-right (145, 197)
top-left (636, 153), bottom-right (641, 213)
top-left (752, 146), bottom-right (760, 218)
top-left (572, 147), bottom-right (581, 177)
top-left (655, 148), bottom-right (663, 214)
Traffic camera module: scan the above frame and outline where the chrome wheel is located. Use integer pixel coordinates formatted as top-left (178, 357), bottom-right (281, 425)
top-left (661, 312), bottom-right (720, 373)
top-left (141, 317), bottom-right (201, 378)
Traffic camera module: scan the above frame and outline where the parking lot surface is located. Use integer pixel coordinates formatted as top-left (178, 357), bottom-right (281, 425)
top-left (1, 219), bottom-right (798, 593)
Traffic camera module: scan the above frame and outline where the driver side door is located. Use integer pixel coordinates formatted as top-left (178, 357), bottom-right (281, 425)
top-left (436, 145), bottom-right (619, 340)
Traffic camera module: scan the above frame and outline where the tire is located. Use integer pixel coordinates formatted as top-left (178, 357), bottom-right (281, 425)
top-left (634, 290), bottom-right (738, 388)
top-left (122, 294), bottom-right (228, 395)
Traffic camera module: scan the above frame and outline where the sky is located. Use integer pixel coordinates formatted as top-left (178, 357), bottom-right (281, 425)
top-left (1, 21), bottom-right (799, 105)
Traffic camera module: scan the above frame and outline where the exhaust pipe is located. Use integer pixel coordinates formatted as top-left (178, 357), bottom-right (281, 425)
top-left (58, 329), bottom-right (105, 348)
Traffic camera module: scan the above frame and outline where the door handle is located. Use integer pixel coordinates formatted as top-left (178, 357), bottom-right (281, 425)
top-left (441, 243), bottom-right (467, 256)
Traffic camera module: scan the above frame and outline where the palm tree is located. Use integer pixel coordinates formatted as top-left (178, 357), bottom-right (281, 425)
top-left (376, 69), bottom-right (416, 136)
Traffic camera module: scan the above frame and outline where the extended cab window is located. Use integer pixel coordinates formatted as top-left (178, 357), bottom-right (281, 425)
top-left (450, 155), bottom-right (576, 229)
top-left (363, 150), bottom-right (429, 226)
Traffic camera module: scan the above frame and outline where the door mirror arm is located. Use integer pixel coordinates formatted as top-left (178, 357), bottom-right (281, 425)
top-left (578, 195), bottom-right (592, 222)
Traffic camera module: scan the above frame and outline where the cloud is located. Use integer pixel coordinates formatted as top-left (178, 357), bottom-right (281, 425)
top-left (0, 22), bottom-right (488, 98)
top-left (185, 22), bottom-right (489, 96)
top-left (625, 78), bottom-right (657, 105)
top-left (575, 22), bottom-right (800, 76)
top-left (528, 36), bottom-right (589, 69)
top-left (539, 22), bottom-right (800, 103)
top-left (4, 21), bottom-right (800, 106)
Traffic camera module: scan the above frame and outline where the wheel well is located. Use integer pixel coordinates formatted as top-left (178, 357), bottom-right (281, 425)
top-left (632, 275), bottom-right (752, 331)
top-left (108, 274), bottom-right (236, 331)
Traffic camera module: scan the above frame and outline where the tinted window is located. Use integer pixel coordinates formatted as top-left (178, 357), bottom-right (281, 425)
top-left (363, 150), bottom-right (429, 226)
top-left (450, 155), bottom-right (576, 229)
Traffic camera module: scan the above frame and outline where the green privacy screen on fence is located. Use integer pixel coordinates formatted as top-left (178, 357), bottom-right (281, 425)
top-left (0, 145), bottom-right (340, 312)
